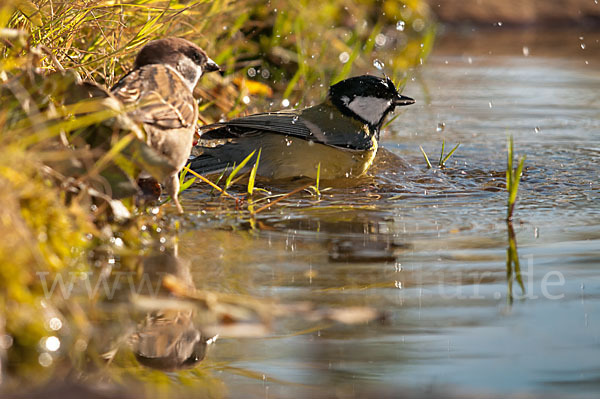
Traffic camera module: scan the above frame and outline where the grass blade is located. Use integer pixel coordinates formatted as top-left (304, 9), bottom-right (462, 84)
top-left (179, 163), bottom-right (197, 193)
top-left (181, 166), bottom-right (236, 199)
top-left (225, 150), bottom-right (256, 189)
top-left (253, 183), bottom-right (311, 214)
top-left (419, 145), bottom-right (432, 169)
top-left (247, 148), bottom-right (261, 196)
top-left (441, 143), bottom-right (460, 166)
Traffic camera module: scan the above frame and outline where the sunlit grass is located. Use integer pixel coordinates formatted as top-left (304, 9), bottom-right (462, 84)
top-left (419, 140), bottom-right (460, 169)
top-left (505, 135), bottom-right (526, 304)
top-left (506, 135), bottom-right (526, 221)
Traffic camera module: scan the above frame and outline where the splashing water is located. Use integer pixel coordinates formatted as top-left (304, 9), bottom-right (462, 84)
top-left (373, 59), bottom-right (385, 71)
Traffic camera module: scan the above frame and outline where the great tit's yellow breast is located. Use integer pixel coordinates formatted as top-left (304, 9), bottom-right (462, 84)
top-left (255, 133), bottom-right (378, 180)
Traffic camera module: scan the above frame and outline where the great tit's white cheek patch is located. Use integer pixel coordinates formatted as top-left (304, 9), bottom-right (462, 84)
top-left (347, 96), bottom-right (391, 125)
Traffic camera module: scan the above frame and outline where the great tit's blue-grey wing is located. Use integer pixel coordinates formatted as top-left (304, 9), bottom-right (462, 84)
top-left (198, 104), bottom-right (373, 150)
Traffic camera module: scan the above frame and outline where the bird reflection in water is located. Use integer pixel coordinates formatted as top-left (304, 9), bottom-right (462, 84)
top-left (131, 250), bottom-right (216, 371)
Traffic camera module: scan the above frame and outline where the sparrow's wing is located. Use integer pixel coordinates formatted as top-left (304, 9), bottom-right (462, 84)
top-left (199, 104), bottom-right (373, 150)
top-left (111, 64), bottom-right (197, 130)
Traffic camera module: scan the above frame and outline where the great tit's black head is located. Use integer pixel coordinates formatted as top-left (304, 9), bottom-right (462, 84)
top-left (329, 75), bottom-right (414, 130)
top-left (134, 37), bottom-right (220, 90)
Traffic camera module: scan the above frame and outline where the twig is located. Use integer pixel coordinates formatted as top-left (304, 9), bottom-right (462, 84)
top-left (181, 165), bottom-right (237, 199)
top-left (252, 183), bottom-right (311, 214)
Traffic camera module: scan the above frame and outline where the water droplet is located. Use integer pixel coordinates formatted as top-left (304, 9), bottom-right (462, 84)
top-left (580, 43), bottom-right (586, 50)
top-left (534, 126), bottom-right (540, 133)
top-left (338, 51), bottom-right (349, 63)
top-left (395, 281), bottom-right (402, 289)
top-left (285, 138), bottom-right (292, 146)
top-left (38, 353), bottom-right (53, 367)
top-left (522, 46), bottom-right (529, 56)
top-left (412, 19), bottom-right (425, 32)
top-left (488, 101), bottom-right (493, 108)
top-left (261, 69), bottom-right (270, 79)
top-left (75, 338), bottom-right (88, 352)
top-left (436, 122), bottom-right (446, 132)
top-left (291, 115), bottom-right (298, 124)
top-left (247, 67), bottom-right (256, 77)
top-left (534, 227), bottom-right (539, 238)
top-left (467, 57), bottom-right (473, 64)
top-left (579, 36), bottom-right (584, 40)
top-left (375, 33), bottom-right (387, 47)
top-left (48, 317), bottom-right (62, 331)
top-left (45, 336), bottom-right (60, 352)
top-left (281, 99), bottom-right (290, 107)
top-left (0, 334), bottom-right (13, 349)
top-left (373, 59), bottom-right (385, 70)
top-left (396, 20), bottom-right (405, 31)
top-left (242, 95), bottom-right (250, 104)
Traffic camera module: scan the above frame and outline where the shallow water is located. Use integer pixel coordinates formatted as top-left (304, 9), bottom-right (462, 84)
top-left (174, 28), bottom-right (600, 398)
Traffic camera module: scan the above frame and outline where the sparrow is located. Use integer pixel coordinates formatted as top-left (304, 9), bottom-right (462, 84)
top-left (190, 75), bottom-right (414, 180)
top-left (111, 37), bottom-right (220, 212)
top-left (124, 252), bottom-right (209, 371)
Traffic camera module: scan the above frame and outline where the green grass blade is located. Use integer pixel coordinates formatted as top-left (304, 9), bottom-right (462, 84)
top-left (225, 149), bottom-right (255, 189)
top-left (179, 163), bottom-right (197, 193)
top-left (441, 143), bottom-right (460, 166)
top-left (247, 148), bottom-right (261, 195)
top-left (438, 139), bottom-right (445, 166)
top-left (382, 113), bottom-right (401, 130)
top-left (316, 162), bottom-right (321, 192)
top-left (419, 146), bottom-right (432, 169)
top-left (507, 136), bottom-right (514, 192)
top-left (509, 155), bottom-right (526, 205)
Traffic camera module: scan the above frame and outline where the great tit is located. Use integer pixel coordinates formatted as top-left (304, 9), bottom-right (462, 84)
top-left (190, 75), bottom-right (414, 180)
top-left (111, 37), bottom-right (220, 212)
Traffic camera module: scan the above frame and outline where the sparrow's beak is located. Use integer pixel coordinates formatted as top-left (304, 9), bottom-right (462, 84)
top-left (394, 94), bottom-right (415, 106)
top-left (205, 57), bottom-right (221, 73)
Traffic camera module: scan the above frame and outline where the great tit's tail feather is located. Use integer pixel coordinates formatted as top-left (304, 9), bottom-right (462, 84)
top-left (188, 154), bottom-right (232, 175)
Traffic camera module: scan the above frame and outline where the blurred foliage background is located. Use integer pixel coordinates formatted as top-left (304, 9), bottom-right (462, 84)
top-left (0, 0), bottom-right (433, 396)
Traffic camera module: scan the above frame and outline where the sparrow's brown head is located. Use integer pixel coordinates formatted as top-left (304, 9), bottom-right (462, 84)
top-left (134, 37), bottom-right (220, 91)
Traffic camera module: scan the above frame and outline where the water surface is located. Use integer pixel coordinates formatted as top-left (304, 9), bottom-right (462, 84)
top-left (176, 28), bottom-right (600, 398)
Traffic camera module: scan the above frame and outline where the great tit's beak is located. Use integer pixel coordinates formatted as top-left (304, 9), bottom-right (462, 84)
top-left (394, 94), bottom-right (415, 106)
top-left (205, 57), bottom-right (221, 73)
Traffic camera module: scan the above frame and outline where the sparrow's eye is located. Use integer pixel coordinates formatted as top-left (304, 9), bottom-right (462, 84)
top-left (192, 51), bottom-right (204, 64)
